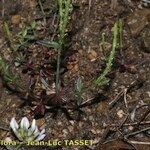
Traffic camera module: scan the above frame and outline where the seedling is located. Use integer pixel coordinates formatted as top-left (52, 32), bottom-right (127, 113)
top-left (0, 56), bottom-right (22, 92)
top-left (74, 76), bottom-right (84, 106)
top-left (4, 22), bottom-right (17, 51)
top-left (95, 21), bottom-right (119, 86)
top-left (37, 0), bottom-right (72, 91)
top-left (0, 56), bottom-right (16, 84)
top-left (16, 21), bottom-right (39, 50)
top-left (4, 20), bottom-right (39, 53)
top-left (56, 0), bottom-right (72, 91)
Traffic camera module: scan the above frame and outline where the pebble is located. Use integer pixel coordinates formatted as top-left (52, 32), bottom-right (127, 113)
top-left (11, 15), bottom-right (21, 25)
top-left (69, 120), bottom-right (75, 125)
top-left (127, 9), bottom-right (150, 36)
top-left (73, 64), bottom-right (79, 72)
top-left (78, 49), bottom-right (83, 55)
top-left (96, 101), bottom-right (108, 113)
top-left (36, 118), bottom-right (45, 128)
top-left (88, 49), bottom-right (97, 62)
top-left (117, 110), bottom-right (125, 118)
top-left (128, 126), bottom-right (134, 131)
top-left (62, 129), bottom-right (68, 137)
top-left (68, 125), bottom-right (74, 132)
top-left (146, 91), bottom-right (150, 97)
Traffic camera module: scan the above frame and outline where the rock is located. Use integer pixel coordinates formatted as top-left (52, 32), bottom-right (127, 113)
top-left (36, 118), bottom-right (45, 128)
top-left (127, 9), bottom-right (150, 36)
top-left (128, 126), bottom-right (134, 131)
top-left (96, 101), bottom-right (108, 113)
top-left (78, 49), bottom-right (83, 55)
top-left (117, 110), bottom-right (125, 118)
top-left (91, 128), bottom-right (101, 134)
top-left (11, 15), bottom-right (21, 25)
top-left (68, 125), bottom-right (74, 133)
top-left (88, 49), bottom-right (97, 62)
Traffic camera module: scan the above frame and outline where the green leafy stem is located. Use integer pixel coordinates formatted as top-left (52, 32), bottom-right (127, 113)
top-left (95, 21), bottom-right (119, 86)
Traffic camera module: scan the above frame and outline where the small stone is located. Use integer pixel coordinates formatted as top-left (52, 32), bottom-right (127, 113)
top-left (128, 126), bottom-right (134, 131)
top-left (11, 15), bottom-right (21, 25)
top-left (91, 129), bottom-right (97, 135)
top-left (68, 125), bottom-right (74, 132)
top-left (89, 116), bottom-right (93, 121)
top-left (57, 121), bottom-right (62, 126)
top-left (6, 99), bottom-right (12, 105)
top-left (72, 64), bottom-right (79, 73)
top-left (69, 120), bottom-right (75, 125)
top-left (36, 118), bottom-right (45, 128)
top-left (79, 122), bottom-right (83, 128)
top-left (91, 129), bottom-right (101, 134)
top-left (0, 131), bottom-right (8, 139)
top-left (78, 49), bottom-right (83, 55)
top-left (96, 101), bottom-right (108, 113)
top-left (117, 110), bottom-right (125, 118)
top-left (127, 9), bottom-right (150, 36)
top-left (146, 92), bottom-right (150, 97)
top-left (67, 62), bottom-right (74, 70)
top-left (62, 129), bottom-right (68, 137)
top-left (14, 62), bottom-right (21, 67)
top-left (88, 50), bottom-right (97, 62)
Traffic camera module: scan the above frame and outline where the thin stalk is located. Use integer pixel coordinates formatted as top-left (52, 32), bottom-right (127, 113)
top-left (95, 21), bottom-right (118, 86)
top-left (119, 19), bottom-right (123, 50)
top-left (56, 0), bottom-right (71, 91)
top-left (58, 0), bottom-right (63, 42)
top-left (119, 19), bottom-right (124, 64)
top-left (56, 0), bottom-right (63, 91)
top-left (4, 22), bottom-right (17, 51)
top-left (56, 47), bottom-right (61, 91)
top-left (61, 0), bottom-right (71, 41)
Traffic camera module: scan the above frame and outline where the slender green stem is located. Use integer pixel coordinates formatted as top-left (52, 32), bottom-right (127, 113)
top-left (61, 0), bottom-right (71, 40)
top-left (119, 19), bottom-right (124, 64)
top-left (119, 19), bottom-right (123, 50)
top-left (56, 48), bottom-right (61, 91)
top-left (56, 0), bottom-right (71, 91)
top-left (4, 22), bottom-right (17, 51)
top-left (95, 21), bottom-right (118, 86)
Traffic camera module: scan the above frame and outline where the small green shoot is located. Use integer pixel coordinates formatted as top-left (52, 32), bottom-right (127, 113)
top-left (17, 21), bottom-right (39, 49)
top-left (95, 21), bottom-right (119, 86)
top-left (56, 0), bottom-right (72, 91)
top-left (3, 22), bottom-right (17, 51)
top-left (118, 19), bottom-right (124, 64)
top-left (74, 77), bottom-right (84, 105)
top-left (0, 56), bottom-right (23, 92)
top-left (119, 19), bottom-right (123, 50)
top-left (4, 21), bottom-right (39, 52)
top-left (0, 56), bottom-right (16, 83)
